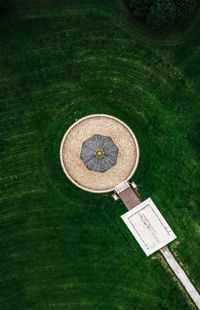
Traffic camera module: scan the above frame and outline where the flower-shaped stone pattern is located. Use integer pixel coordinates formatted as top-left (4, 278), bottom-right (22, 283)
top-left (80, 134), bottom-right (119, 173)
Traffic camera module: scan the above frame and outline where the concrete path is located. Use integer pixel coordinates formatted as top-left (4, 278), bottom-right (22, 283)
top-left (160, 246), bottom-right (200, 309)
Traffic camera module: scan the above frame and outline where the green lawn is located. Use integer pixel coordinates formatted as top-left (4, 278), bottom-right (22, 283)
top-left (0, 1), bottom-right (200, 309)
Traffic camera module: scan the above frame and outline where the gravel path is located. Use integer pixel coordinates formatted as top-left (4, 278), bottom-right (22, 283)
top-left (60, 114), bottom-right (139, 193)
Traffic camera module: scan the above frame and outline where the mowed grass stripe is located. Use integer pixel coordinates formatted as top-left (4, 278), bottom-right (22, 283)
top-left (0, 0), bottom-right (200, 309)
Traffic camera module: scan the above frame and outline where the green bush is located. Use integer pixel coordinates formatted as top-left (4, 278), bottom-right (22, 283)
top-left (127, 0), bottom-right (198, 31)
top-left (174, 0), bottom-right (197, 22)
top-left (128, 0), bottom-right (153, 18)
top-left (147, 0), bottom-right (176, 30)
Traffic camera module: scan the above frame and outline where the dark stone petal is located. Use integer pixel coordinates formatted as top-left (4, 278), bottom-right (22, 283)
top-left (80, 146), bottom-right (95, 161)
top-left (85, 157), bottom-right (98, 170)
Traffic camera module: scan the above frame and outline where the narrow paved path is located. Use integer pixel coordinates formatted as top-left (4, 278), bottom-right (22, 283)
top-left (161, 246), bottom-right (200, 309)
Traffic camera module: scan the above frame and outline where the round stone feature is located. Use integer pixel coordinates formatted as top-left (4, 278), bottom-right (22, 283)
top-left (60, 114), bottom-right (139, 193)
top-left (80, 134), bottom-right (119, 173)
top-left (96, 149), bottom-right (104, 158)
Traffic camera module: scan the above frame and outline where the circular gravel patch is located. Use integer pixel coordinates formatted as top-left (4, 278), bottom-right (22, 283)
top-left (60, 114), bottom-right (139, 193)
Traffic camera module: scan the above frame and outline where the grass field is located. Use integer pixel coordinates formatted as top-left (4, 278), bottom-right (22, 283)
top-left (0, 0), bottom-right (200, 309)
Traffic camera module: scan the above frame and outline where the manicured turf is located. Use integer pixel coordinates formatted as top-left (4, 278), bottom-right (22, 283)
top-left (0, 1), bottom-right (200, 309)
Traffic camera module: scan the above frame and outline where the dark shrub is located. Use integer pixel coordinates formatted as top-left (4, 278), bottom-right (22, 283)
top-left (127, 0), bottom-right (198, 31)
top-left (147, 0), bottom-right (176, 30)
top-left (174, 0), bottom-right (197, 22)
top-left (128, 0), bottom-right (153, 18)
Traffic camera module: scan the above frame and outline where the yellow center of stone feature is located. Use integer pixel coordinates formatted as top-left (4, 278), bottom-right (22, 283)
top-left (96, 149), bottom-right (104, 158)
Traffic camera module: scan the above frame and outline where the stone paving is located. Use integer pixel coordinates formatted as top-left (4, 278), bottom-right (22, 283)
top-left (60, 114), bottom-right (139, 193)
